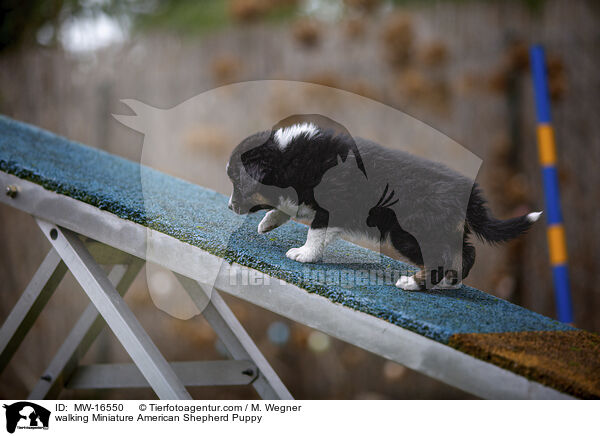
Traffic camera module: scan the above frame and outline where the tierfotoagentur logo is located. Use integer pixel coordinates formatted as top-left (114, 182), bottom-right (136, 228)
top-left (113, 80), bottom-right (483, 323)
top-left (2, 402), bottom-right (50, 433)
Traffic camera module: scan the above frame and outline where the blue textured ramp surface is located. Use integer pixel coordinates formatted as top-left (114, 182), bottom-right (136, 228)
top-left (0, 116), bottom-right (574, 343)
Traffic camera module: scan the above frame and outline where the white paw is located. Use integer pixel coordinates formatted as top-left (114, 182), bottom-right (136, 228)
top-left (258, 216), bottom-right (277, 234)
top-left (396, 275), bottom-right (420, 291)
top-left (258, 211), bottom-right (289, 234)
top-left (286, 246), bottom-right (321, 263)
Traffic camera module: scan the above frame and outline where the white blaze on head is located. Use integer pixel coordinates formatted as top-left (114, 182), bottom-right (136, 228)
top-left (274, 123), bottom-right (319, 149)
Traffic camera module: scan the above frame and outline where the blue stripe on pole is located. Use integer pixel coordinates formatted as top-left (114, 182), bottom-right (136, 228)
top-left (531, 44), bottom-right (573, 324)
top-left (530, 45), bottom-right (552, 124)
top-left (541, 166), bottom-right (563, 225)
top-left (552, 264), bottom-right (573, 323)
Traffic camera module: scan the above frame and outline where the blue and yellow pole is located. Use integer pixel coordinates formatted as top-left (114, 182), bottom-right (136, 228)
top-left (530, 45), bottom-right (573, 323)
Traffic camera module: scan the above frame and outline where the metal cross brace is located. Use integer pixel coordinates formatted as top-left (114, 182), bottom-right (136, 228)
top-left (0, 218), bottom-right (292, 400)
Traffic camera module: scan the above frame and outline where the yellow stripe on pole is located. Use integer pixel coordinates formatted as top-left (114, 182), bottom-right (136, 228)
top-left (537, 124), bottom-right (557, 166)
top-left (547, 224), bottom-right (568, 265)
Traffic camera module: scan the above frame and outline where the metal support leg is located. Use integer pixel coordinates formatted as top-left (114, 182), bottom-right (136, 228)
top-left (36, 219), bottom-right (191, 400)
top-left (28, 261), bottom-right (143, 399)
top-left (0, 248), bottom-right (68, 374)
top-left (66, 361), bottom-right (258, 389)
top-left (176, 274), bottom-right (293, 400)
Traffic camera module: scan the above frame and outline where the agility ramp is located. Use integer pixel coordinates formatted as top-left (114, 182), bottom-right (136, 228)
top-left (0, 116), bottom-right (598, 399)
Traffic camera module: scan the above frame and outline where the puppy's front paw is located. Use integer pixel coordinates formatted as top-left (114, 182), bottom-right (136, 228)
top-left (258, 211), bottom-right (289, 234)
top-left (396, 275), bottom-right (420, 291)
top-left (258, 217), bottom-right (277, 234)
top-left (286, 246), bottom-right (321, 263)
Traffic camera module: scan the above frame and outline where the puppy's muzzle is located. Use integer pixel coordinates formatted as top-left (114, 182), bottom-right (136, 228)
top-left (228, 197), bottom-right (247, 214)
top-left (228, 197), bottom-right (238, 212)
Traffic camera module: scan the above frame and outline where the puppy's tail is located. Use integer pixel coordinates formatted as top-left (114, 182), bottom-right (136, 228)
top-left (466, 185), bottom-right (542, 243)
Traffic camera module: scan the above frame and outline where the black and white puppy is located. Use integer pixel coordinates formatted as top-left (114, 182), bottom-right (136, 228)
top-left (226, 121), bottom-right (541, 290)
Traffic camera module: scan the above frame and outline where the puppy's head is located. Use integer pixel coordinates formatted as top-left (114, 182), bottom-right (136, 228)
top-left (227, 130), bottom-right (273, 214)
top-left (227, 123), bottom-right (324, 214)
top-left (227, 120), bottom-right (364, 215)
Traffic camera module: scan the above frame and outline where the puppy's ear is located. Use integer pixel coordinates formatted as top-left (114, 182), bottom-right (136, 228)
top-left (336, 138), bottom-right (367, 179)
top-left (241, 143), bottom-right (286, 186)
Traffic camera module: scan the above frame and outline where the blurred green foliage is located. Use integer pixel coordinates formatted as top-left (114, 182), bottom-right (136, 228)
top-left (0, 0), bottom-right (142, 52)
top-left (136, 0), bottom-right (300, 34)
top-left (0, 0), bottom-right (547, 53)
top-left (0, 0), bottom-right (300, 52)
top-left (136, 0), bottom-right (231, 34)
top-left (0, 0), bottom-right (76, 51)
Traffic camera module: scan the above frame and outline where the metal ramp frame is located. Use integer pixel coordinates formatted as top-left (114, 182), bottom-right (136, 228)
top-left (0, 212), bottom-right (292, 400)
top-left (0, 170), bottom-right (573, 400)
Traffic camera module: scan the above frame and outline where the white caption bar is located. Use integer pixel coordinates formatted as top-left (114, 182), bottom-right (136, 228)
top-left (0, 400), bottom-right (593, 435)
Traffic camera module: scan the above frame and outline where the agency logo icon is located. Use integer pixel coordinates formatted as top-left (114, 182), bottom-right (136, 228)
top-left (2, 402), bottom-right (50, 433)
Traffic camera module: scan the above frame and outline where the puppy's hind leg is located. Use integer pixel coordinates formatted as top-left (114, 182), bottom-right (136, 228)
top-left (396, 242), bottom-right (457, 291)
top-left (461, 239), bottom-right (476, 280)
top-left (387, 227), bottom-right (425, 291)
top-left (396, 273), bottom-right (423, 291)
top-left (258, 209), bottom-right (290, 234)
top-left (434, 235), bottom-right (475, 288)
